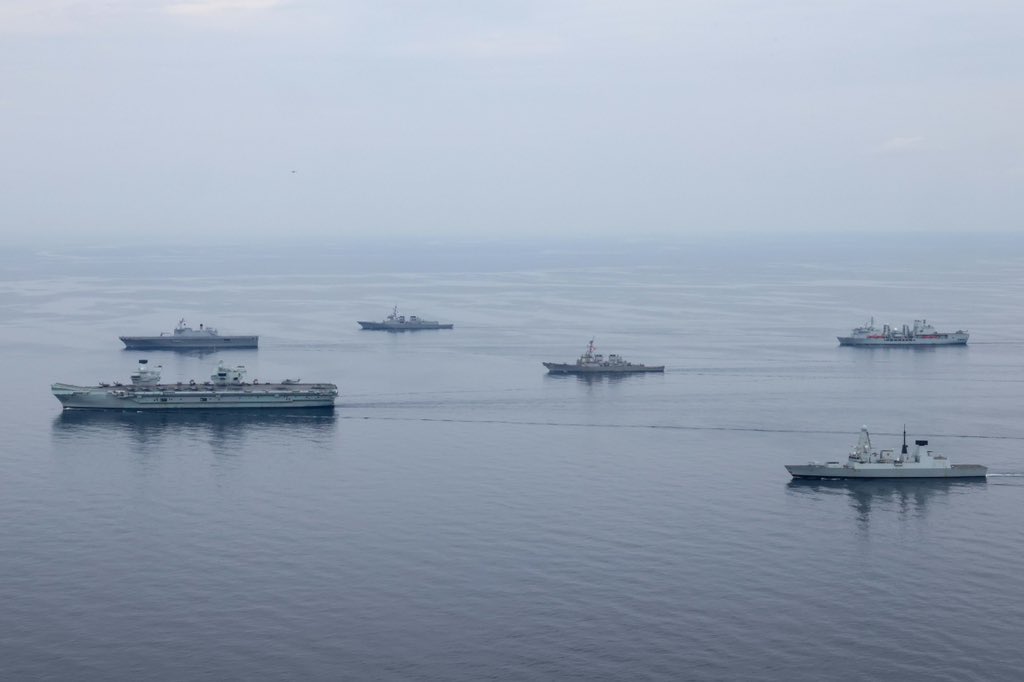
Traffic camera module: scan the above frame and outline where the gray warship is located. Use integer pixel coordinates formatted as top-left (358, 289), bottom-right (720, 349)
top-left (543, 339), bottom-right (665, 375)
top-left (120, 319), bottom-right (259, 350)
top-left (786, 426), bottom-right (987, 479)
top-left (52, 359), bottom-right (337, 411)
top-left (837, 318), bottom-right (968, 347)
top-left (358, 307), bottom-right (453, 331)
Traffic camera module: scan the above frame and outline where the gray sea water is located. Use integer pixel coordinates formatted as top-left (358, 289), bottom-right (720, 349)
top-left (2, 235), bottom-right (1024, 681)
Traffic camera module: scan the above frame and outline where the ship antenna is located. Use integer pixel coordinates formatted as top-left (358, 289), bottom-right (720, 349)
top-left (901, 425), bottom-right (908, 456)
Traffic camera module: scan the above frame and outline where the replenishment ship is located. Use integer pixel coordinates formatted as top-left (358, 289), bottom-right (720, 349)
top-left (358, 307), bottom-right (453, 331)
top-left (120, 319), bottom-right (259, 350)
top-left (52, 360), bottom-right (337, 410)
top-left (786, 426), bottom-right (987, 479)
top-left (543, 339), bottom-right (665, 375)
top-left (837, 318), bottom-right (968, 346)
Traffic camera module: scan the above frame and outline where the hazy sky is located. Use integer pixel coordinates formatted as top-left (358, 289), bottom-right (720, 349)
top-left (1, 0), bottom-right (1021, 245)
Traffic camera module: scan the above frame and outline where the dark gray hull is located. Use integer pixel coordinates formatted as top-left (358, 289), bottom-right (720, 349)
top-left (542, 362), bottom-right (664, 374)
top-left (120, 335), bottom-right (259, 350)
top-left (357, 322), bottom-right (453, 331)
top-left (786, 464), bottom-right (987, 479)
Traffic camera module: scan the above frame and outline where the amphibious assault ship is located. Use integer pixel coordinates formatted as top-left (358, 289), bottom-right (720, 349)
top-left (837, 318), bottom-right (968, 346)
top-left (543, 339), bottom-right (664, 375)
top-left (358, 307), bottom-right (453, 331)
top-left (120, 319), bottom-right (259, 350)
top-left (786, 426), bottom-right (987, 479)
top-left (52, 360), bottom-right (337, 410)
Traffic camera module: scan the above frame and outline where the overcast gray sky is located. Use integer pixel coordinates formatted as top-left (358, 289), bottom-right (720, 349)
top-left (1, 0), bottom-right (1021, 245)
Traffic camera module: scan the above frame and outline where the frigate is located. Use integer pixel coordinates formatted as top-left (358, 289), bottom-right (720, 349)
top-left (837, 318), bottom-right (968, 346)
top-left (786, 427), bottom-right (987, 479)
top-left (120, 319), bottom-right (259, 350)
top-left (358, 307), bottom-right (453, 331)
top-left (543, 339), bottom-right (664, 374)
top-left (52, 360), bottom-right (337, 410)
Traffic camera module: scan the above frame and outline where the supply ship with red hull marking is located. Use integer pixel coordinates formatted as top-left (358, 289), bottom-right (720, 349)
top-left (837, 318), bottom-right (968, 346)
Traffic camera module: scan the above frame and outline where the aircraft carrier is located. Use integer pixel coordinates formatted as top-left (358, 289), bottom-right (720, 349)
top-left (52, 360), bottom-right (337, 411)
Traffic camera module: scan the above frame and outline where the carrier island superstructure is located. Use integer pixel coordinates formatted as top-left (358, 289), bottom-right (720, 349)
top-left (52, 360), bottom-right (337, 410)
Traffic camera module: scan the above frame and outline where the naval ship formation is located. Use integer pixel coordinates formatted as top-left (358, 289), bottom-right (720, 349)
top-left (65, 308), bottom-right (992, 476)
top-left (52, 360), bottom-right (337, 411)
top-left (120, 319), bottom-right (259, 350)
top-left (838, 318), bottom-right (968, 347)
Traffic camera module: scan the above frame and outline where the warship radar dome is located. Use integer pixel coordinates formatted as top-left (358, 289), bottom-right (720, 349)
top-left (786, 426), bottom-right (986, 479)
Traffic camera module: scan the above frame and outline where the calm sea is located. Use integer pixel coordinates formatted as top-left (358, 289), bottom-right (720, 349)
top-left (2, 235), bottom-right (1023, 681)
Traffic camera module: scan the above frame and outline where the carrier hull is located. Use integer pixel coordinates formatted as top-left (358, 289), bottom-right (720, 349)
top-left (120, 335), bottom-right (259, 350)
top-left (52, 382), bottom-right (336, 410)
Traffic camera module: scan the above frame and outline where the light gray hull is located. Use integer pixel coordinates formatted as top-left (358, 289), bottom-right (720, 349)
top-left (786, 464), bottom-right (987, 479)
top-left (52, 382), bottom-right (336, 410)
top-left (837, 334), bottom-right (968, 347)
top-left (357, 322), bottom-right (453, 331)
top-left (542, 362), bottom-right (664, 374)
top-left (120, 335), bottom-right (259, 349)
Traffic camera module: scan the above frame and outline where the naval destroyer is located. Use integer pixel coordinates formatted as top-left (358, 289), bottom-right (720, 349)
top-left (358, 307), bottom-right (453, 331)
top-left (52, 360), bottom-right (337, 410)
top-left (120, 319), bottom-right (259, 350)
top-left (543, 339), bottom-right (665, 375)
top-left (837, 318), bottom-right (968, 347)
top-left (786, 427), bottom-right (987, 479)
